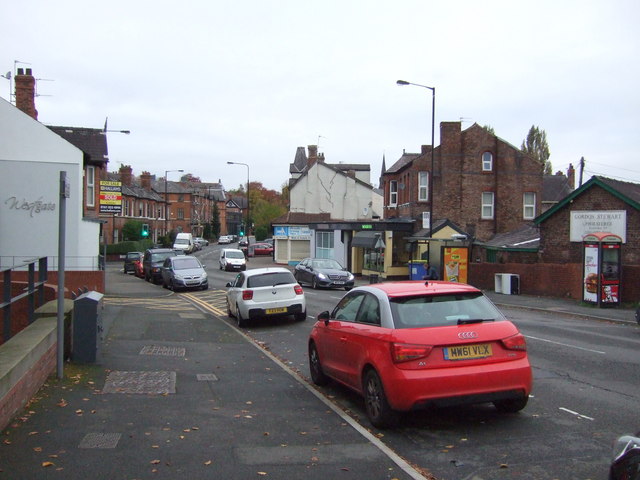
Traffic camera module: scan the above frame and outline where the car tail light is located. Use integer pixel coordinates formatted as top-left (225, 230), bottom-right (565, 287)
top-left (391, 343), bottom-right (433, 363)
top-left (501, 333), bottom-right (527, 351)
top-left (242, 290), bottom-right (254, 301)
top-left (294, 285), bottom-right (304, 295)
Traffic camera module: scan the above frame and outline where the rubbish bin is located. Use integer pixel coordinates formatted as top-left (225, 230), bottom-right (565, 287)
top-left (73, 291), bottom-right (104, 363)
top-left (408, 261), bottom-right (427, 280)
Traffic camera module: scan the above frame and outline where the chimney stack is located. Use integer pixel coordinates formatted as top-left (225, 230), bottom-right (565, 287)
top-left (119, 164), bottom-right (133, 186)
top-left (567, 163), bottom-right (575, 190)
top-left (140, 171), bottom-right (152, 190)
top-left (15, 68), bottom-right (38, 120)
top-left (307, 145), bottom-right (318, 168)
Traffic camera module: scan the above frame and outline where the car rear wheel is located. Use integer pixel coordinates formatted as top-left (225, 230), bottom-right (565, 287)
top-left (493, 396), bottom-right (528, 413)
top-left (363, 369), bottom-right (399, 429)
top-left (309, 343), bottom-right (329, 386)
top-left (236, 305), bottom-right (247, 328)
top-left (295, 310), bottom-right (307, 322)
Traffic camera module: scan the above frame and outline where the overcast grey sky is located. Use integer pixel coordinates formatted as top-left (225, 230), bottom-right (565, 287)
top-left (2, 0), bottom-right (639, 191)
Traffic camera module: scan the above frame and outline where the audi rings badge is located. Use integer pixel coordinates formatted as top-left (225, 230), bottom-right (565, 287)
top-left (458, 331), bottom-right (478, 339)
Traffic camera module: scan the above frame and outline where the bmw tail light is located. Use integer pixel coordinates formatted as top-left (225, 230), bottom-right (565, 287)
top-left (392, 343), bottom-right (433, 363)
top-left (501, 333), bottom-right (527, 351)
top-left (242, 290), bottom-right (254, 301)
top-left (294, 285), bottom-right (304, 295)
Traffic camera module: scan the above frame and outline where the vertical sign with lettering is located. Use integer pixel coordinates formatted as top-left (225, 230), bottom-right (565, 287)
top-left (99, 181), bottom-right (122, 214)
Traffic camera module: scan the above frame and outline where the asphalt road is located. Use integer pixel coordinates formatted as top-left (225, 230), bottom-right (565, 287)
top-left (127, 244), bottom-right (640, 479)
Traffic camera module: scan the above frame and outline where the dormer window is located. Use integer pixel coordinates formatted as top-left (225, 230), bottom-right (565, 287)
top-left (482, 152), bottom-right (493, 172)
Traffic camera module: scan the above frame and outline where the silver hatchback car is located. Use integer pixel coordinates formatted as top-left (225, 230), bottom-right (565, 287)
top-left (225, 267), bottom-right (306, 327)
top-left (161, 255), bottom-right (208, 291)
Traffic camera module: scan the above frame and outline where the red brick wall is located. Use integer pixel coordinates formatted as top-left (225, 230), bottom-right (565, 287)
top-left (0, 342), bottom-right (56, 431)
top-left (469, 261), bottom-right (639, 303)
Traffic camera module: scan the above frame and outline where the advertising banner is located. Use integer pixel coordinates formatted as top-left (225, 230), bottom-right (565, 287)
top-left (99, 181), bottom-right (122, 214)
top-left (442, 247), bottom-right (468, 283)
top-left (583, 244), bottom-right (599, 303)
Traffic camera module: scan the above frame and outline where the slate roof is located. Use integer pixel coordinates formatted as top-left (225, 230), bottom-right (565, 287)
top-left (406, 218), bottom-right (470, 240)
top-left (105, 172), bottom-right (163, 201)
top-left (385, 151), bottom-right (421, 174)
top-left (289, 146), bottom-right (308, 174)
top-left (47, 125), bottom-right (109, 167)
top-left (543, 174), bottom-right (573, 203)
top-left (481, 224), bottom-right (540, 250)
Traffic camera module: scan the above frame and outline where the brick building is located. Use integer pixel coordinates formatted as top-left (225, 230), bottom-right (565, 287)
top-left (382, 122), bottom-right (544, 243)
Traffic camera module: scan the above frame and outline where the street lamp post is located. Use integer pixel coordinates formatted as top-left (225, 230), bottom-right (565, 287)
top-left (397, 79), bottom-right (435, 258)
top-left (164, 169), bottom-right (184, 237)
top-left (227, 162), bottom-right (250, 236)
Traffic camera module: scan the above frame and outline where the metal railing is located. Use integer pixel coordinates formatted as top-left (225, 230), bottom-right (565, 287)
top-left (0, 256), bottom-right (103, 271)
top-left (1, 257), bottom-right (48, 343)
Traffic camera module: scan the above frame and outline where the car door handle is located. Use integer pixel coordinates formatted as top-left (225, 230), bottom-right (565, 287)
top-left (340, 337), bottom-right (348, 342)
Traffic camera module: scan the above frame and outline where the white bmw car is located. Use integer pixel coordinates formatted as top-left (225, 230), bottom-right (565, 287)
top-left (225, 267), bottom-right (306, 327)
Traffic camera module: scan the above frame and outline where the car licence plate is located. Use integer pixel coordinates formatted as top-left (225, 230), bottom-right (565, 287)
top-left (443, 343), bottom-right (492, 360)
top-left (265, 307), bottom-right (287, 314)
top-left (333, 281), bottom-right (345, 285)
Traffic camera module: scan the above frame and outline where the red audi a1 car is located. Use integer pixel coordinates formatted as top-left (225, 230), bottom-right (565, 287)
top-left (308, 280), bottom-right (532, 428)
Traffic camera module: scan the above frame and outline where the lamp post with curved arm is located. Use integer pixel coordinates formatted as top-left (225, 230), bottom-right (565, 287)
top-left (397, 79), bottom-right (435, 254)
top-left (227, 161), bottom-right (250, 236)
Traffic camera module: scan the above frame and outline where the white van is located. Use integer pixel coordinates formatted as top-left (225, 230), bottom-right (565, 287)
top-left (173, 232), bottom-right (195, 254)
top-left (219, 248), bottom-right (247, 271)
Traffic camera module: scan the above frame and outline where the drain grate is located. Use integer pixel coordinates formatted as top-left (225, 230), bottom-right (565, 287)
top-left (79, 433), bottom-right (121, 449)
top-left (102, 371), bottom-right (176, 394)
top-left (196, 373), bottom-right (219, 382)
top-left (139, 345), bottom-right (186, 357)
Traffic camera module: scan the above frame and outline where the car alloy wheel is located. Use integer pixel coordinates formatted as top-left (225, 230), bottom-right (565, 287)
top-left (236, 304), bottom-right (247, 328)
top-left (363, 369), bottom-right (399, 429)
top-left (308, 343), bottom-right (328, 385)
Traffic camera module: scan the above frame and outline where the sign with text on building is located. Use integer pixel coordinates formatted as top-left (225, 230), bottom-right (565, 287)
top-left (570, 210), bottom-right (626, 243)
top-left (273, 225), bottom-right (312, 240)
top-left (99, 180), bottom-right (122, 214)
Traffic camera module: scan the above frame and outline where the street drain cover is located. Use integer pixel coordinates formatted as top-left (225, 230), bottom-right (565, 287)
top-left (140, 345), bottom-right (186, 356)
top-left (79, 433), bottom-right (121, 449)
top-left (102, 371), bottom-right (176, 394)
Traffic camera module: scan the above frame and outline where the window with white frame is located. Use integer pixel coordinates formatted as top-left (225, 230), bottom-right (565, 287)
top-left (523, 192), bottom-right (536, 219)
top-left (482, 152), bottom-right (493, 172)
top-left (389, 181), bottom-right (398, 206)
top-left (86, 166), bottom-right (95, 207)
top-left (315, 231), bottom-right (334, 259)
top-left (418, 171), bottom-right (429, 201)
top-left (481, 192), bottom-right (494, 219)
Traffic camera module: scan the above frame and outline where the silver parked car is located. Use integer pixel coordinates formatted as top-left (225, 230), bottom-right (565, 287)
top-left (225, 267), bottom-right (306, 327)
top-left (161, 255), bottom-right (208, 291)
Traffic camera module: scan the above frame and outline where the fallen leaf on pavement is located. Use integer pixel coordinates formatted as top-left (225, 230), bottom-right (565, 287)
top-left (42, 462), bottom-right (55, 468)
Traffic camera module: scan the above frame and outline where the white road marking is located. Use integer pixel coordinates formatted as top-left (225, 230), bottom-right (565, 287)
top-left (559, 407), bottom-right (594, 421)
top-left (525, 335), bottom-right (606, 354)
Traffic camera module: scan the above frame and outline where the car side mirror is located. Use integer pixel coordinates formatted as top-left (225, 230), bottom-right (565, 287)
top-left (318, 310), bottom-right (331, 325)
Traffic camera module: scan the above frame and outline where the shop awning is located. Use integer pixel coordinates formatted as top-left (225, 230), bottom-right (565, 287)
top-left (352, 231), bottom-right (384, 249)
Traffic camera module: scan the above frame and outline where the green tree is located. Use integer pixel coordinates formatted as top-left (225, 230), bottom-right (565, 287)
top-left (211, 203), bottom-right (221, 238)
top-left (521, 125), bottom-right (552, 174)
top-left (122, 220), bottom-right (144, 241)
top-left (483, 124), bottom-right (495, 135)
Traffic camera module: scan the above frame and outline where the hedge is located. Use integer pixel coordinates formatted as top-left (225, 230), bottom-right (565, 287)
top-left (104, 240), bottom-right (154, 255)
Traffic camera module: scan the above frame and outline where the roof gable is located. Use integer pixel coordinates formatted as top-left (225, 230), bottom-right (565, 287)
top-left (535, 176), bottom-right (640, 224)
top-left (47, 125), bottom-right (109, 167)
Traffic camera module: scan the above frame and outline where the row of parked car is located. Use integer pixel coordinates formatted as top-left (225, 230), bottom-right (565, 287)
top-left (123, 248), bottom-right (208, 291)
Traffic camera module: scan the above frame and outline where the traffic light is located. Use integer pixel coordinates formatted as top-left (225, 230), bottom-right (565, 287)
top-left (141, 224), bottom-right (150, 238)
top-left (239, 224), bottom-right (245, 237)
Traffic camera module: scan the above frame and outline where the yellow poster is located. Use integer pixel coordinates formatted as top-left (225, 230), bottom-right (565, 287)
top-left (443, 247), bottom-right (468, 283)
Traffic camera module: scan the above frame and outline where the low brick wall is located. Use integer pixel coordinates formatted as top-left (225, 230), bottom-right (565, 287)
top-left (469, 262), bottom-right (640, 303)
top-left (0, 299), bottom-right (73, 432)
